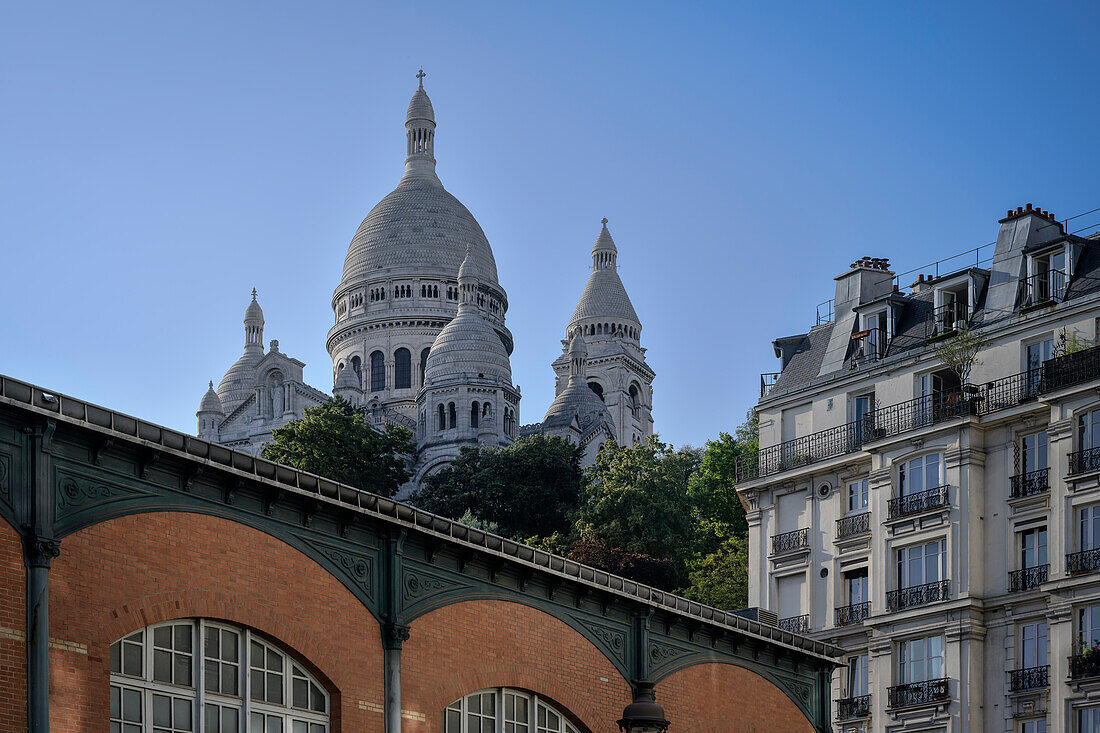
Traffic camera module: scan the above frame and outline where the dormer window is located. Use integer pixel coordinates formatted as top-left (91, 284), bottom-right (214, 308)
top-left (929, 280), bottom-right (970, 340)
top-left (853, 311), bottom-right (887, 364)
top-left (1024, 245), bottom-right (1069, 307)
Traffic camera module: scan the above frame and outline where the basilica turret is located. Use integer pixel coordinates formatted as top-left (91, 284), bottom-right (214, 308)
top-left (415, 248), bottom-right (520, 480)
top-left (196, 381), bottom-right (225, 440)
top-left (540, 332), bottom-right (616, 462)
top-left (553, 219), bottom-right (655, 445)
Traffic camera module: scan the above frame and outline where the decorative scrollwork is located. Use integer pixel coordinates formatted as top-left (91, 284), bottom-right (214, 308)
top-left (56, 476), bottom-right (122, 511)
top-left (573, 617), bottom-right (626, 662)
top-left (322, 547), bottom-right (371, 583)
top-left (25, 535), bottom-right (61, 568)
top-left (648, 640), bottom-right (692, 666)
top-left (403, 570), bottom-right (454, 601)
top-left (0, 453), bottom-right (9, 499)
top-left (382, 621), bottom-right (411, 650)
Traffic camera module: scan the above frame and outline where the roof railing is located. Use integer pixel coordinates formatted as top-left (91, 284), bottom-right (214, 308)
top-left (736, 344), bottom-right (1100, 483)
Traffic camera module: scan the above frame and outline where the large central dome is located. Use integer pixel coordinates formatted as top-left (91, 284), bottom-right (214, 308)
top-left (340, 174), bottom-right (499, 286)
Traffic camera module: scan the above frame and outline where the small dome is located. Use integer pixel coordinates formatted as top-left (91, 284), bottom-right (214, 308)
top-left (217, 351), bottom-right (262, 409)
top-left (245, 288), bottom-right (264, 323)
top-left (458, 247), bottom-right (480, 282)
top-left (568, 269), bottom-right (640, 328)
top-left (335, 363), bottom-right (361, 390)
top-left (543, 378), bottom-right (613, 431)
top-left (199, 381), bottom-right (224, 414)
top-left (592, 218), bottom-right (617, 255)
top-left (407, 77), bottom-right (435, 124)
top-left (424, 310), bottom-right (511, 386)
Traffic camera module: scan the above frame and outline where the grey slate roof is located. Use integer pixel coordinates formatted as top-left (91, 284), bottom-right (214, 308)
top-left (569, 268), bottom-right (640, 327)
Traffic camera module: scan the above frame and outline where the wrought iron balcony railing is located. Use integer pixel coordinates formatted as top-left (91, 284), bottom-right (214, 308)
top-left (760, 372), bottom-right (780, 398)
top-left (1067, 548), bottom-right (1100, 576)
top-left (777, 614), bottom-right (810, 634)
top-left (1008, 665), bottom-right (1049, 691)
top-left (887, 485), bottom-right (950, 520)
top-left (887, 678), bottom-right (949, 708)
top-left (1021, 269), bottom-right (1068, 308)
top-left (1010, 467), bottom-right (1050, 499)
top-left (836, 512), bottom-right (871, 540)
top-left (736, 344), bottom-right (1100, 483)
top-left (927, 301), bottom-right (968, 340)
top-left (834, 601), bottom-right (870, 627)
top-left (1070, 447), bottom-right (1100, 475)
top-left (851, 327), bottom-right (887, 366)
top-left (835, 695), bottom-right (871, 720)
top-left (1008, 564), bottom-right (1048, 592)
top-left (770, 528), bottom-right (810, 556)
top-left (886, 580), bottom-right (950, 612)
top-left (1070, 652), bottom-right (1100, 680)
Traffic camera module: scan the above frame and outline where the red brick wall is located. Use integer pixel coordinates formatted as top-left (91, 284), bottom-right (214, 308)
top-left (402, 599), bottom-right (632, 732)
top-left (0, 518), bottom-right (26, 733)
top-left (46, 511), bottom-right (384, 733)
top-left (658, 662), bottom-right (815, 733)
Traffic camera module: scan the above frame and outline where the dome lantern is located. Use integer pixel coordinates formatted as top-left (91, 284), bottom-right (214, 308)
top-left (405, 69), bottom-right (437, 175)
top-left (244, 288), bottom-right (265, 353)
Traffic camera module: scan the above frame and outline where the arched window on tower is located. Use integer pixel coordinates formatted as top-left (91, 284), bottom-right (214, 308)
top-left (448, 402), bottom-right (457, 430)
top-left (629, 383), bottom-right (640, 418)
top-left (438, 404), bottom-right (446, 433)
top-left (370, 351), bottom-right (385, 392)
top-left (587, 382), bottom-right (604, 402)
top-left (470, 402), bottom-right (479, 429)
top-left (350, 356), bottom-right (362, 386)
top-left (420, 348), bottom-right (431, 385)
top-left (394, 348), bottom-right (412, 390)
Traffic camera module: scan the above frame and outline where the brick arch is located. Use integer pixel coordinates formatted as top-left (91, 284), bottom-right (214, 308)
top-left (403, 599), bottom-right (632, 733)
top-left (656, 661), bottom-right (815, 733)
top-left (49, 510), bottom-right (385, 733)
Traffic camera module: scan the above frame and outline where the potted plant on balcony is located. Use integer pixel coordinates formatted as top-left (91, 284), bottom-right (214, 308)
top-left (933, 324), bottom-right (988, 408)
top-left (1075, 640), bottom-right (1100, 678)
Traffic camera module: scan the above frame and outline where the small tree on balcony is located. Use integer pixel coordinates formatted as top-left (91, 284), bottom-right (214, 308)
top-left (933, 323), bottom-right (987, 386)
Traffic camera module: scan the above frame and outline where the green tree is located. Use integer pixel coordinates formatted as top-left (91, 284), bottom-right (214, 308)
top-left (410, 434), bottom-right (585, 539)
top-left (681, 531), bottom-right (750, 610)
top-left (573, 436), bottom-right (700, 574)
top-left (261, 396), bottom-right (415, 497)
top-left (687, 411), bottom-right (758, 554)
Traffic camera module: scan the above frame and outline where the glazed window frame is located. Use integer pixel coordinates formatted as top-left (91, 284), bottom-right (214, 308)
top-left (109, 619), bottom-right (329, 733)
top-left (443, 688), bottom-right (582, 733)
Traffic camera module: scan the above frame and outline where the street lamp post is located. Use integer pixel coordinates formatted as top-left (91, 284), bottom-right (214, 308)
top-left (617, 680), bottom-right (670, 733)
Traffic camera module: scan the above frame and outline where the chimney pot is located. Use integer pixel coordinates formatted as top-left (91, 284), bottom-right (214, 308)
top-left (1007, 209), bottom-right (1014, 217)
top-left (1026, 203), bottom-right (1033, 211)
top-left (1017, 207), bottom-right (1024, 214)
top-left (918, 274), bottom-right (924, 282)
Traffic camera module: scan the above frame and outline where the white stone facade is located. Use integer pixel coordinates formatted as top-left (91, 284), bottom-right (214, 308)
top-left (739, 206), bottom-right (1100, 732)
top-left (197, 74), bottom-right (654, 481)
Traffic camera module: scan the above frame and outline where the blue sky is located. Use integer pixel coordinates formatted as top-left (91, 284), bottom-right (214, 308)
top-left (2, 1), bottom-right (1098, 448)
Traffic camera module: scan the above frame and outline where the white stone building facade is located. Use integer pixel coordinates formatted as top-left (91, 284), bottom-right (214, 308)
top-left (196, 74), bottom-right (654, 480)
top-left (737, 205), bottom-right (1100, 733)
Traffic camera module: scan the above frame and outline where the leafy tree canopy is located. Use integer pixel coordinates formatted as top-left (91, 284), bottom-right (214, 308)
top-left (687, 411), bottom-right (758, 554)
top-left (261, 396), bottom-right (415, 498)
top-left (410, 434), bottom-right (585, 540)
top-left (681, 530), bottom-right (750, 611)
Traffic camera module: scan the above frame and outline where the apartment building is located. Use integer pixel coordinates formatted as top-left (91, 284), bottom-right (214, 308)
top-left (736, 204), bottom-right (1100, 732)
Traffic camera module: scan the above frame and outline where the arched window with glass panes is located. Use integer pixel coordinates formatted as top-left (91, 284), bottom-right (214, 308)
top-left (444, 688), bottom-right (582, 733)
top-left (109, 619), bottom-right (329, 733)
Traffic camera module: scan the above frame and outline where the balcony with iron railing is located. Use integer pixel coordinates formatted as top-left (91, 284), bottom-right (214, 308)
top-left (1008, 665), bottom-right (1049, 691)
top-left (760, 372), bottom-right (780, 398)
top-left (1067, 548), bottom-right (1100, 576)
top-left (887, 678), bottom-right (949, 708)
top-left (1010, 468), bottom-right (1050, 499)
top-left (777, 614), bottom-right (810, 634)
top-left (834, 601), bottom-right (870, 627)
top-left (886, 580), bottom-right (950, 612)
top-left (836, 512), bottom-right (870, 540)
top-left (1009, 565), bottom-right (1049, 592)
top-left (887, 486), bottom-right (950, 521)
top-left (1070, 447), bottom-right (1100, 475)
top-left (835, 695), bottom-right (871, 721)
top-left (737, 344), bottom-right (1100, 484)
top-left (927, 301), bottom-right (968, 340)
top-left (1070, 651), bottom-right (1100, 680)
top-left (850, 327), bottom-right (887, 366)
top-left (1021, 270), bottom-right (1068, 309)
top-left (771, 528), bottom-right (810, 556)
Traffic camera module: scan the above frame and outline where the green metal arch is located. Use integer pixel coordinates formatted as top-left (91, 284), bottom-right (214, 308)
top-left (54, 504), bottom-right (383, 623)
top-left (404, 590), bottom-right (633, 683)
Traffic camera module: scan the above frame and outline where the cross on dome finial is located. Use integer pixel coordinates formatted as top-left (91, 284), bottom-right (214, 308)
top-left (417, 69), bottom-right (425, 89)
top-left (251, 287), bottom-right (257, 301)
top-left (601, 217), bottom-right (608, 226)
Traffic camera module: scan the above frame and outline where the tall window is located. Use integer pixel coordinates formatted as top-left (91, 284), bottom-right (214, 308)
top-left (438, 405), bottom-right (446, 433)
top-left (350, 356), bottom-right (362, 387)
top-left (420, 348), bottom-right (431, 385)
top-left (1020, 527), bottom-right (1047, 569)
top-left (1019, 621), bottom-right (1047, 669)
top-left (847, 479), bottom-right (869, 514)
top-left (109, 619), bottom-right (328, 733)
top-left (448, 402), bottom-right (456, 430)
top-left (394, 348), bottom-right (412, 390)
top-left (1082, 506), bottom-right (1100, 551)
top-left (1081, 408), bottom-right (1100, 454)
top-left (898, 454), bottom-right (942, 497)
top-left (370, 351), bottom-right (385, 393)
top-left (898, 635), bottom-right (944, 683)
top-left (1021, 432), bottom-right (1048, 473)
top-left (443, 689), bottom-right (580, 733)
top-left (846, 569), bottom-right (868, 606)
top-left (847, 654), bottom-right (868, 697)
top-left (897, 539), bottom-right (946, 589)
top-left (1082, 708), bottom-right (1100, 733)
top-left (1020, 719), bottom-right (1047, 733)
top-left (628, 384), bottom-right (640, 418)
top-left (470, 402), bottom-right (479, 429)
top-left (1079, 604), bottom-right (1100, 647)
